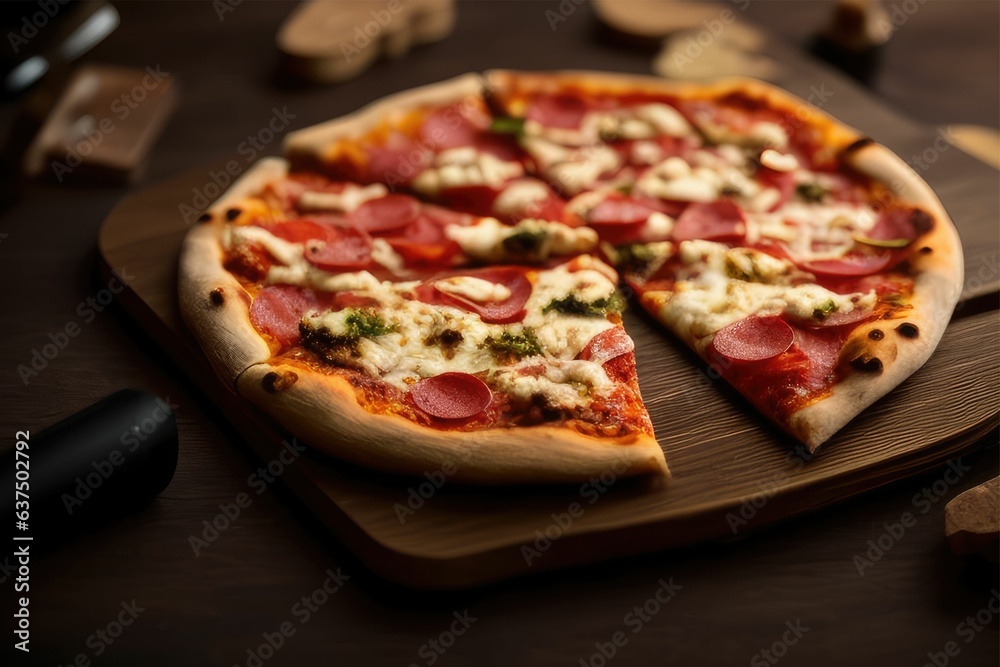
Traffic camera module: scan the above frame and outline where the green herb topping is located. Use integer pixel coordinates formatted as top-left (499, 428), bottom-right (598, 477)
top-left (796, 182), bottom-right (828, 203)
top-left (485, 329), bottom-right (543, 363)
top-left (542, 292), bottom-right (626, 318)
top-left (812, 299), bottom-right (838, 320)
top-left (490, 116), bottom-right (525, 135)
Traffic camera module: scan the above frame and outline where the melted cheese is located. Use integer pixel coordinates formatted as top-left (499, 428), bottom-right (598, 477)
top-left (445, 217), bottom-right (597, 262)
top-left (297, 183), bottom-right (388, 212)
top-left (412, 148), bottom-right (523, 196)
top-left (660, 241), bottom-right (876, 342)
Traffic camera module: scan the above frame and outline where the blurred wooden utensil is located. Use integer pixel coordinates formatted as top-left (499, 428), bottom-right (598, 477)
top-left (277, 0), bottom-right (455, 84)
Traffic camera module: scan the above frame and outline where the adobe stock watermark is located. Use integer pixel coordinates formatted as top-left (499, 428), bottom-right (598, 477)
top-left (7, 0), bottom-right (71, 54)
top-left (579, 578), bottom-right (683, 667)
top-left (407, 610), bottom-right (477, 667)
top-left (876, 0), bottom-right (929, 39)
top-left (178, 106), bottom-right (297, 225)
top-left (51, 65), bottom-right (170, 182)
top-left (725, 443), bottom-right (814, 534)
top-left (235, 567), bottom-right (350, 667)
top-left (213, 0), bottom-right (243, 22)
top-left (188, 438), bottom-right (306, 556)
top-left (521, 457), bottom-right (631, 567)
top-left (544, 0), bottom-right (585, 31)
top-left (852, 459), bottom-right (970, 576)
top-left (921, 589), bottom-right (1000, 667)
top-left (750, 620), bottom-right (810, 666)
top-left (393, 448), bottom-right (475, 524)
top-left (16, 267), bottom-right (135, 386)
top-left (53, 599), bottom-right (145, 665)
top-left (60, 397), bottom-right (178, 515)
top-left (340, 0), bottom-right (414, 62)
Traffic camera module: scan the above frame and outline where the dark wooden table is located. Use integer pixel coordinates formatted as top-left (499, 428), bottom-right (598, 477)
top-left (1, 2), bottom-right (997, 665)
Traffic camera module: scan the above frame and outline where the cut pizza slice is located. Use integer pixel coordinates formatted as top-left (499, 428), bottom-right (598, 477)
top-left (483, 71), bottom-right (963, 450)
top-left (179, 157), bottom-right (667, 484)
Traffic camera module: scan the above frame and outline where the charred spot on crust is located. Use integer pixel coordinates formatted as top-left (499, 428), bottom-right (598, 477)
top-left (919, 246), bottom-right (933, 254)
top-left (911, 210), bottom-right (934, 234)
top-left (868, 329), bottom-right (884, 340)
top-left (842, 136), bottom-right (875, 156)
top-left (850, 356), bottom-right (883, 373)
top-left (896, 322), bottom-right (919, 338)
top-left (197, 212), bottom-right (212, 223)
top-left (209, 288), bottom-right (225, 306)
top-left (225, 207), bottom-right (242, 221)
top-left (262, 370), bottom-right (297, 393)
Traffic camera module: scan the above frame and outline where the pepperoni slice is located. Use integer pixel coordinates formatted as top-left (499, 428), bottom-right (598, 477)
top-left (585, 195), bottom-right (670, 244)
top-left (249, 285), bottom-right (321, 348)
top-left (802, 252), bottom-right (893, 277)
top-left (303, 226), bottom-right (373, 271)
top-left (440, 184), bottom-right (499, 217)
top-left (410, 372), bottom-right (493, 420)
top-left (526, 93), bottom-right (590, 129)
top-left (588, 196), bottom-right (665, 226)
top-left (386, 214), bottom-right (461, 266)
top-left (419, 103), bottom-right (489, 149)
top-left (756, 167), bottom-right (795, 211)
top-left (673, 200), bottom-right (746, 243)
top-left (712, 315), bottom-right (794, 362)
top-left (348, 194), bottom-right (420, 233)
top-left (416, 267), bottom-right (532, 324)
top-left (260, 219), bottom-right (337, 244)
top-left (579, 327), bottom-right (635, 365)
top-left (861, 207), bottom-right (933, 245)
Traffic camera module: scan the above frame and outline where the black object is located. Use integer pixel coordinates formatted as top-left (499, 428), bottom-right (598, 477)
top-left (0, 389), bottom-right (178, 543)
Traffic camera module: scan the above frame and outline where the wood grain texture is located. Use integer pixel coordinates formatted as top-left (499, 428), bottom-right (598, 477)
top-left (98, 154), bottom-right (998, 587)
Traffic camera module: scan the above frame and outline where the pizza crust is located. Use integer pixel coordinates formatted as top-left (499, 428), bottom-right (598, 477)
top-left (284, 72), bottom-right (486, 172)
top-left (789, 141), bottom-right (964, 450)
top-left (177, 157), bottom-right (289, 388)
top-left (236, 362), bottom-right (669, 484)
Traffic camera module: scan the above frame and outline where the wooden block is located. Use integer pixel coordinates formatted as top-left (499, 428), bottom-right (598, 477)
top-left (945, 476), bottom-right (999, 559)
top-left (277, 0), bottom-right (455, 84)
top-left (23, 64), bottom-right (177, 184)
top-left (593, 0), bottom-right (731, 42)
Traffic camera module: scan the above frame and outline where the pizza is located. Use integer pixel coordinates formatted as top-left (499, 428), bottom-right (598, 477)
top-left (179, 70), bottom-right (963, 484)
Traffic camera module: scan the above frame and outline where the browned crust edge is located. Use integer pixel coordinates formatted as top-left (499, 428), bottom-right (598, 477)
top-left (177, 157), bottom-right (289, 389)
top-left (282, 72), bottom-right (485, 168)
top-left (237, 362), bottom-right (669, 485)
top-left (789, 142), bottom-right (964, 450)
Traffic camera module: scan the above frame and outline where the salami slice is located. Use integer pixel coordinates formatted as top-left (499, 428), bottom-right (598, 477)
top-left (249, 285), bottom-right (321, 348)
top-left (410, 372), bottom-right (493, 420)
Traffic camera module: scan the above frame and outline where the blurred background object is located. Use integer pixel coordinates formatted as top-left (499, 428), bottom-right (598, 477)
top-left (278, 0), bottom-right (455, 84)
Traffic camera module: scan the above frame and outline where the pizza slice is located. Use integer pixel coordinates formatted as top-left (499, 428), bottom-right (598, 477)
top-left (179, 157), bottom-right (666, 483)
top-left (485, 70), bottom-right (963, 450)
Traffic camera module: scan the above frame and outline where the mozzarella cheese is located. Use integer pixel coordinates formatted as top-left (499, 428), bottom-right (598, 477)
top-left (411, 147), bottom-right (523, 196)
top-left (297, 183), bottom-right (388, 212)
top-left (660, 240), bottom-right (876, 343)
top-left (445, 217), bottom-right (597, 262)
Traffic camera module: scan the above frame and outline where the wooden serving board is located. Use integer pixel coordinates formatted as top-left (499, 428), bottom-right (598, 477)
top-left (98, 160), bottom-right (999, 589)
